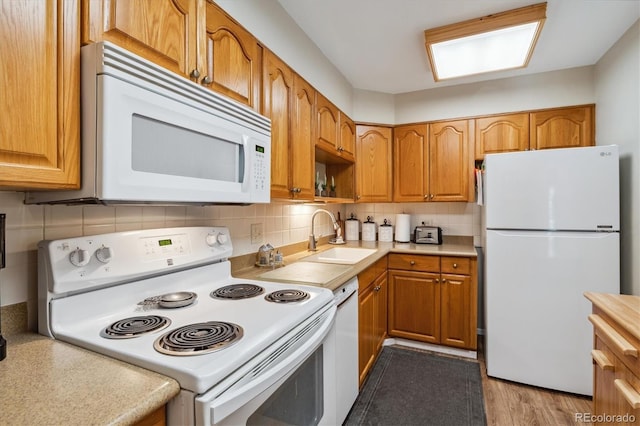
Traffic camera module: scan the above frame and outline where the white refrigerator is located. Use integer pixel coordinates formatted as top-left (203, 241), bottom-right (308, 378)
top-left (484, 145), bottom-right (620, 396)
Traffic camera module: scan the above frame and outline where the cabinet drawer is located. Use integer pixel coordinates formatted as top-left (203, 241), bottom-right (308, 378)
top-left (358, 256), bottom-right (387, 290)
top-left (441, 257), bottom-right (471, 275)
top-left (388, 254), bottom-right (439, 272)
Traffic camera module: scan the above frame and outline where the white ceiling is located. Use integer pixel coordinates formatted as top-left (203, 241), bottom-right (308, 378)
top-left (276, 0), bottom-right (640, 94)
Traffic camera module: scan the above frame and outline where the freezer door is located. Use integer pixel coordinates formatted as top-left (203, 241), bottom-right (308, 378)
top-left (485, 145), bottom-right (619, 231)
top-left (485, 230), bottom-right (620, 396)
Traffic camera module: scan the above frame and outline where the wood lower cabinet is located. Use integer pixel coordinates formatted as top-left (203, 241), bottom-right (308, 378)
top-left (0, 0), bottom-right (80, 189)
top-left (586, 293), bottom-right (640, 425)
top-left (388, 254), bottom-right (477, 350)
top-left (355, 125), bottom-right (393, 202)
top-left (358, 257), bottom-right (387, 386)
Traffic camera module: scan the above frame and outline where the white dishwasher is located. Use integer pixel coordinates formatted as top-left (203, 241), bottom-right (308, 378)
top-left (333, 277), bottom-right (359, 424)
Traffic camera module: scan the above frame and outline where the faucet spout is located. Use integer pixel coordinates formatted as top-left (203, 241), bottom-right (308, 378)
top-left (309, 209), bottom-right (345, 251)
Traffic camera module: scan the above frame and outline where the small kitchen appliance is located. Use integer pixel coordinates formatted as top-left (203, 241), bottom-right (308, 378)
top-left (38, 227), bottom-right (337, 425)
top-left (414, 223), bottom-right (442, 244)
top-left (27, 41), bottom-right (271, 205)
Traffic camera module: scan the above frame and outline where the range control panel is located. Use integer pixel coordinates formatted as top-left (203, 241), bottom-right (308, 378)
top-left (39, 227), bottom-right (233, 295)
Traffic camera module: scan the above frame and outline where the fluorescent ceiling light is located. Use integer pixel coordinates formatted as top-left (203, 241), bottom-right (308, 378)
top-left (424, 3), bottom-right (546, 81)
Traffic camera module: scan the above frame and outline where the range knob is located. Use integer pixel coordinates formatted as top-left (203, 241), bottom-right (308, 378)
top-left (69, 247), bottom-right (90, 267)
top-left (217, 233), bottom-right (229, 245)
top-left (205, 232), bottom-right (218, 246)
top-left (95, 245), bottom-right (113, 264)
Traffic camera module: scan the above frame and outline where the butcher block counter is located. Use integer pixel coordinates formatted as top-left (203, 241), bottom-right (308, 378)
top-left (0, 304), bottom-right (180, 426)
top-left (585, 292), bottom-right (640, 424)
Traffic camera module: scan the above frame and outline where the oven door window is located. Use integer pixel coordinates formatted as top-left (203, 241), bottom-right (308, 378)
top-left (247, 345), bottom-right (324, 426)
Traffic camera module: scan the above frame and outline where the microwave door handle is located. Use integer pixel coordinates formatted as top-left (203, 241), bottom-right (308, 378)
top-left (240, 135), bottom-right (250, 188)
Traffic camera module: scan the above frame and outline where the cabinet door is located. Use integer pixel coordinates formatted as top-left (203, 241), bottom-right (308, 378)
top-left (388, 270), bottom-right (440, 344)
top-left (475, 113), bottom-right (529, 160)
top-left (82, 0), bottom-right (202, 80)
top-left (338, 113), bottom-right (356, 162)
top-left (530, 105), bottom-right (594, 150)
top-left (355, 125), bottom-right (393, 203)
top-left (393, 124), bottom-right (429, 202)
top-left (373, 272), bottom-right (388, 354)
top-left (315, 92), bottom-right (340, 154)
top-left (429, 120), bottom-right (470, 202)
top-left (440, 274), bottom-right (473, 349)
top-left (358, 283), bottom-right (376, 386)
top-left (290, 75), bottom-right (316, 201)
top-left (204, 1), bottom-right (262, 110)
top-left (0, 0), bottom-right (80, 189)
top-left (263, 50), bottom-right (293, 200)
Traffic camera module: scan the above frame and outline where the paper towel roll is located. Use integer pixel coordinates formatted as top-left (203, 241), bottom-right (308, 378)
top-left (395, 214), bottom-right (411, 242)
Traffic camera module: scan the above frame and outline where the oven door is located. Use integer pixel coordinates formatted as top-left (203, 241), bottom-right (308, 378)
top-left (195, 303), bottom-right (337, 426)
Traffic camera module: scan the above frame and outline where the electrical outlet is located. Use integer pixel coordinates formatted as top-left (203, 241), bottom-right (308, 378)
top-left (250, 223), bottom-right (263, 244)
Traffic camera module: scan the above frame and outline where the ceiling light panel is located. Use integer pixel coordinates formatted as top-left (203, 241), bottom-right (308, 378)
top-left (425, 3), bottom-right (546, 81)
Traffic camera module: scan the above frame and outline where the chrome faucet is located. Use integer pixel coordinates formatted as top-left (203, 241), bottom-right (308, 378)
top-left (309, 209), bottom-right (345, 251)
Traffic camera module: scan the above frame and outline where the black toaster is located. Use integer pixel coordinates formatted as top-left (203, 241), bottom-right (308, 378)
top-left (414, 224), bottom-right (442, 244)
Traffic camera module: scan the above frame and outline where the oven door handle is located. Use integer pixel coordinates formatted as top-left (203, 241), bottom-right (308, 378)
top-left (195, 303), bottom-right (336, 425)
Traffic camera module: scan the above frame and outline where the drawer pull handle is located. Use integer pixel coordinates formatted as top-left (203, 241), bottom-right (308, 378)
top-left (588, 314), bottom-right (638, 357)
top-left (410, 261), bottom-right (415, 266)
top-left (614, 379), bottom-right (640, 409)
top-left (452, 263), bottom-right (458, 268)
top-left (591, 349), bottom-right (614, 371)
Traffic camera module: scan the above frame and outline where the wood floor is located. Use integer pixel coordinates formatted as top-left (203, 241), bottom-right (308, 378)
top-left (477, 337), bottom-right (593, 426)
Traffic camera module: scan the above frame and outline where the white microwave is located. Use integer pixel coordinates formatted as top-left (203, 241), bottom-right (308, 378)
top-left (26, 42), bottom-right (271, 205)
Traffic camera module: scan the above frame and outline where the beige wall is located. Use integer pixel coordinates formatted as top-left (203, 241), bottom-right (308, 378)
top-left (594, 19), bottom-right (640, 296)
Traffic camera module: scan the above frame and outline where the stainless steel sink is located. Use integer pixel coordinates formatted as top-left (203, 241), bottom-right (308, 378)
top-left (303, 247), bottom-right (377, 265)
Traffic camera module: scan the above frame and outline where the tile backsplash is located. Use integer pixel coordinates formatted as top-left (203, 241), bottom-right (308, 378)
top-left (0, 190), bottom-right (481, 328)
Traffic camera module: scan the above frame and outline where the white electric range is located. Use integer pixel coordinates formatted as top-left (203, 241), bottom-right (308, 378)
top-left (37, 226), bottom-right (336, 425)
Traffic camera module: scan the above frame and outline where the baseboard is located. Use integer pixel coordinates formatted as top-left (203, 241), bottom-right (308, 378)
top-left (383, 337), bottom-right (478, 360)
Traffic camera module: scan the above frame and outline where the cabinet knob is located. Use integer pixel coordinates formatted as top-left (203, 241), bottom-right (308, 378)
top-left (290, 187), bottom-right (301, 193)
top-left (410, 260), bottom-right (415, 266)
top-left (430, 194), bottom-right (434, 199)
top-left (190, 69), bottom-right (201, 79)
top-left (442, 279), bottom-right (446, 283)
top-left (453, 263), bottom-right (458, 268)
top-left (201, 76), bottom-right (213, 85)
top-left (357, 195), bottom-right (361, 200)
top-left (424, 194), bottom-right (429, 199)
top-left (435, 278), bottom-right (439, 283)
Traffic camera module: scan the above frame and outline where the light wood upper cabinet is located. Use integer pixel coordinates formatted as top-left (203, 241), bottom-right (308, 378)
top-left (82, 0), bottom-right (203, 81)
top-left (393, 124), bottom-right (429, 202)
top-left (339, 114), bottom-right (356, 162)
top-left (429, 120), bottom-right (470, 202)
top-left (530, 105), bottom-right (594, 150)
top-left (475, 113), bottom-right (529, 160)
top-left (393, 122), bottom-right (470, 202)
top-left (265, 64), bottom-right (316, 201)
top-left (315, 93), bottom-right (340, 153)
top-left (0, 0), bottom-right (80, 189)
top-left (262, 50), bottom-right (294, 199)
top-left (290, 74), bottom-right (316, 200)
top-left (356, 125), bottom-right (393, 203)
top-left (204, 1), bottom-right (262, 110)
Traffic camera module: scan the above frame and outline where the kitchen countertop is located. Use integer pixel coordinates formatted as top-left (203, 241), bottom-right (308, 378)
top-left (0, 330), bottom-right (180, 426)
top-left (584, 292), bottom-right (640, 342)
top-left (234, 237), bottom-right (478, 291)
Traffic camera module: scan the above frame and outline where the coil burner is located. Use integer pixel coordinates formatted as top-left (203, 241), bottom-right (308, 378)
top-left (101, 315), bottom-right (171, 339)
top-left (153, 321), bottom-right (243, 356)
top-left (264, 289), bottom-right (310, 303)
top-left (210, 284), bottom-right (264, 300)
